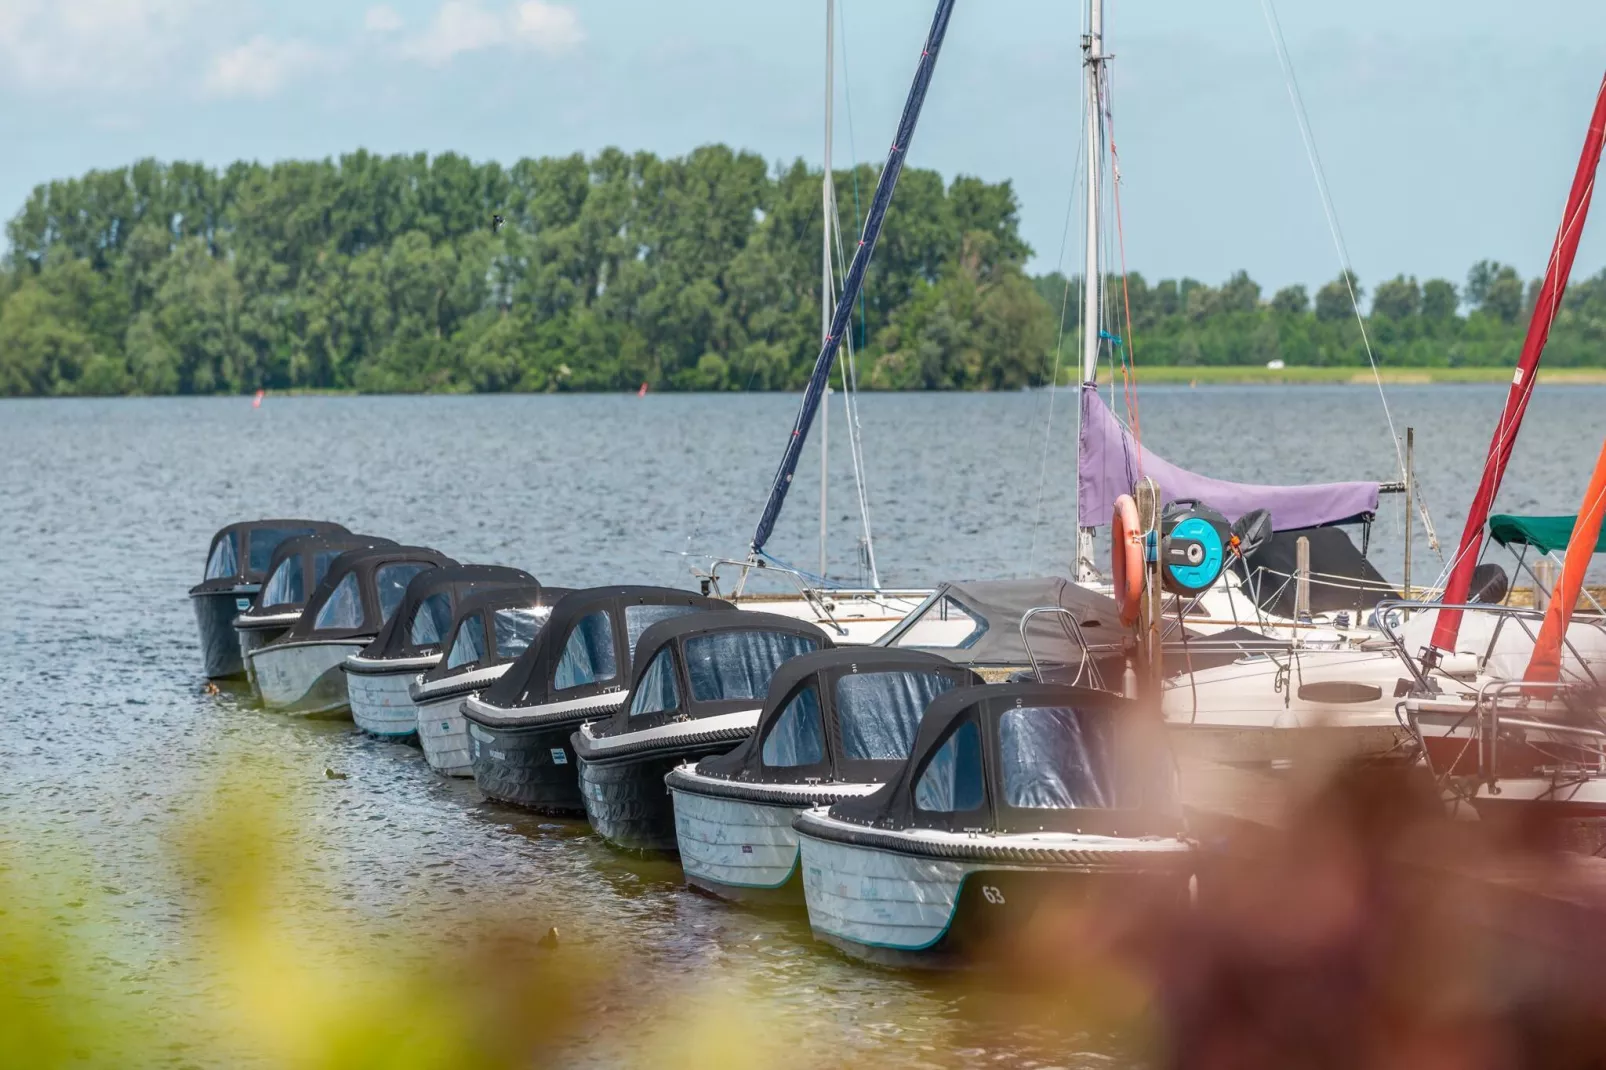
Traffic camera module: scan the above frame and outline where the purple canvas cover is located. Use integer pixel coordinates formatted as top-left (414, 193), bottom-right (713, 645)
top-left (1077, 387), bottom-right (1379, 531)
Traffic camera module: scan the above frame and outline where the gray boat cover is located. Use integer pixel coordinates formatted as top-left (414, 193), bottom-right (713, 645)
top-left (874, 576), bottom-right (1124, 671)
top-left (1078, 386), bottom-right (1380, 531)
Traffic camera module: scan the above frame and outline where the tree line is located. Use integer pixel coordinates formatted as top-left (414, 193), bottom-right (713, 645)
top-left (1, 148), bottom-right (1603, 397)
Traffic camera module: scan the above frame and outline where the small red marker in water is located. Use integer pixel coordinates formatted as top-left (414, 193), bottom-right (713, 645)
top-left (637, 382), bottom-right (649, 397)
top-left (252, 389), bottom-right (265, 409)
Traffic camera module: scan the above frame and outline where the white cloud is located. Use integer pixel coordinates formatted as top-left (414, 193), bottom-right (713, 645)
top-left (401, 0), bottom-right (582, 67)
top-left (203, 35), bottom-right (323, 99)
top-left (364, 5), bottom-right (404, 34)
top-left (0, 0), bottom-right (208, 92)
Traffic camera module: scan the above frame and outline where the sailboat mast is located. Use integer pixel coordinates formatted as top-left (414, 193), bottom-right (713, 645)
top-left (1073, 0), bottom-right (1106, 579)
top-left (819, 0), bottom-right (836, 581)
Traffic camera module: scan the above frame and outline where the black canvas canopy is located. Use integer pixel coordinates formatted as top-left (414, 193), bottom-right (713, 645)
top-left (191, 519), bottom-right (348, 595)
top-left (420, 584), bottom-right (570, 686)
top-left (362, 564), bottom-right (536, 660)
top-left (476, 586), bottom-right (729, 715)
top-left (279, 545), bottom-right (455, 643)
top-left (875, 578), bottom-right (1126, 675)
top-left (828, 682), bottom-right (1182, 838)
top-left (698, 648), bottom-right (981, 787)
top-left (588, 611), bottom-right (830, 740)
top-left (245, 533), bottom-right (397, 618)
top-left (1231, 527), bottom-right (1398, 620)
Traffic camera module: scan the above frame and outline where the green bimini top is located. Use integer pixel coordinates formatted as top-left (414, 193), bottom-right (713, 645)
top-left (1489, 514), bottom-right (1606, 556)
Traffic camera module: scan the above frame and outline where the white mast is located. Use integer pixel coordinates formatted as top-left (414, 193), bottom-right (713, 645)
top-left (1073, 0), bottom-right (1106, 580)
top-left (819, 0), bottom-right (836, 581)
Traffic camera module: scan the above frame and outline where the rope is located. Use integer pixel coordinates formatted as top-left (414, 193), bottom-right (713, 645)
top-left (1257, 0), bottom-right (1407, 488)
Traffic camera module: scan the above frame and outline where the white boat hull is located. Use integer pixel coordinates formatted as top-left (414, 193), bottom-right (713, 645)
top-left (731, 590), bottom-right (926, 646)
top-left (671, 787), bottom-right (804, 899)
top-left (416, 694), bottom-right (473, 776)
top-left (346, 665), bottom-right (426, 739)
top-left (247, 640), bottom-right (365, 716)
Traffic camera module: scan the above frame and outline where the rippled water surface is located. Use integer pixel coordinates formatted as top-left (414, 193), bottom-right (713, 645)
top-left (3, 386), bottom-right (1604, 1066)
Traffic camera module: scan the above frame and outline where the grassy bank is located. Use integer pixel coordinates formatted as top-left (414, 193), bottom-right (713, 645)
top-left (1089, 366), bottom-right (1606, 386)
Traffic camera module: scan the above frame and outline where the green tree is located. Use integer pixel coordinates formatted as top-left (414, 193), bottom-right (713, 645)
top-left (1315, 271), bottom-right (1361, 322)
top-left (1371, 275), bottom-right (1421, 320)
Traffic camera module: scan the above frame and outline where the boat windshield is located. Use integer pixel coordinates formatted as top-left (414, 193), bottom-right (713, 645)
top-left (624, 604), bottom-right (701, 659)
top-left (376, 564), bottom-right (431, 624)
top-left (555, 611), bottom-right (617, 690)
top-left (260, 558), bottom-right (304, 608)
top-left (836, 671), bottom-right (958, 761)
top-left (409, 592), bottom-right (454, 648)
top-left (914, 721), bottom-right (985, 812)
top-left (314, 573), bottom-right (364, 631)
top-left (629, 649), bottom-right (680, 717)
top-left (248, 527), bottom-right (315, 575)
top-left (492, 606), bottom-right (548, 660)
top-left (684, 631), bottom-right (818, 703)
top-left (761, 686), bottom-right (824, 767)
top-left (997, 706), bottom-right (1116, 809)
top-left (446, 616), bottom-right (487, 670)
top-left (890, 595), bottom-right (987, 649)
top-left (312, 551), bottom-right (345, 588)
top-left (205, 531), bottom-right (240, 581)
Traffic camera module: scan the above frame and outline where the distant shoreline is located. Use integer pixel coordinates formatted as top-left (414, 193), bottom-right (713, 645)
top-left (1089, 366), bottom-right (1606, 386)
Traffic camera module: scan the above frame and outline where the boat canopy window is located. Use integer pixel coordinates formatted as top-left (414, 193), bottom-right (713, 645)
top-left (624, 604), bottom-right (701, 658)
top-left (260, 557), bottom-right (303, 608)
top-left (837, 671), bottom-right (958, 762)
top-left (555, 611), bottom-right (617, 690)
top-left (998, 706), bottom-right (1114, 810)
top-left (205, 531), bottom-right (240, 581)
top-left (312, 550), bottom-right (345, 587)
top-left (684, 631), bottom-right (819, 703)
top-left (409, 592), bottom-right (455, 648)
top-left (492, 607), bottom-right (547, 661)
top-left (376, 563), bottom-right (431, 624)
top-left (761, 686), bottom-right (824, 767)
top-left (248, 527), bottom-right (314, 575)
top-left (314, 572), bottom-right (364, 631)
top-left (446, 616), bottom-right (487, 670)
top-left (914, 721), bottom-right (985, 813)
top-left (629, 649), bottom-right (681, 717)
top-left (890, 595), bottom-right (987, 650)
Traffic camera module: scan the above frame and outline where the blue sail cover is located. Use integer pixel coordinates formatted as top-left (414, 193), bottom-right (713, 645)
top-left (1078, 386), bottom-right (1380, 530)
top-left (750, 0), bottom-right (957, 556)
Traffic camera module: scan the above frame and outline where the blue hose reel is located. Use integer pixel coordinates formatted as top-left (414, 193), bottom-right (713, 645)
top-left (1158, 500), bottom-right (1231, 596)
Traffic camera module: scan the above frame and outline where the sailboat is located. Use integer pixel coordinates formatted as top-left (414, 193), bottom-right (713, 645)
top-left (701, 0), bottom-right (928, 646)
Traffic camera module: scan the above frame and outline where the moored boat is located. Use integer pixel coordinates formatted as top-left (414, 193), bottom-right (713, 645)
top-left (345, 564), bottom-right (536, 740)
top-left (573, 612), bottom-right (829, 852)
top-left (236, 533), bottom-right (397, 696)
top-left (412, 584), bottom-right (566, 777)
top-left (247, 545), bottom-right (453, 716)
top-left (463, 587), bottom-right (727, 813)
top-left (794, 681), bottom-right (1192, 968)
top-left (667, 647), bottom-right (978, 902)
top-left (190, 519), bottom-right (347, 678)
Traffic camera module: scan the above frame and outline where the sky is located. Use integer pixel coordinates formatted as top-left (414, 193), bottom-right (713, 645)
top-left (2, 0), bottom-right (1604, 291)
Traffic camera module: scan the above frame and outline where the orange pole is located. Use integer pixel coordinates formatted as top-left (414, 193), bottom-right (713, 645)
top-left (1524, 437), bottom-right (1606, 686)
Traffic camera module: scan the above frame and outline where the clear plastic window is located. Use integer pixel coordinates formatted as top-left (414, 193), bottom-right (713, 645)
top-left (313, 572), bottom-right (363, 631)
top-left (624, 604), bottom-right (701, 658)
top-left (761, 687), bottom-right (824, 767)
top-left (890, 595), bottom-right (988, 649)
top-left (837, 671), bottom-right (958, 761)
top-left (492, 606), bottom-right (548, 660)
top-left (248, 527), bottom-right (315, 576)
top-left (312, 551), bottom-right (344, 588)
top-left (555, 611), bottom-right (617, 690)
top-left (260, 557), bottom-right (304, 608)
top-left (914, 721), bottom-right (985, 812)
top-left (204, 531), bottom-right (240, 581)
top-left (376, 563), bottom-right (431, 624)
top-left (629, 649), bottom-right (680, 717)
top-left (998, 706), bottom-right (1114, 810)
top-left (684, 631), bottom-right (818, 703)
top-left (446, 615), bottom-right (487, 670)
top-left (408, 592), bottom-right (454, 648)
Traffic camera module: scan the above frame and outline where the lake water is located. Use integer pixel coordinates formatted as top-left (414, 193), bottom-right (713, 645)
top-left (2, 385), bottom-right (1603, 1066)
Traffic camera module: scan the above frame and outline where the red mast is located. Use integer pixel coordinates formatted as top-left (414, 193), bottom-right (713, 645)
top-left (1428, 72), bottom-right (1606, 658)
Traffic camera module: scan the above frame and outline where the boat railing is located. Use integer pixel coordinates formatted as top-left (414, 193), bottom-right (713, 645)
top-left (680, 552), bottom-right (926, 638)
top-left (1019, 606), bottom-right (1115, 692)
top-left (1374, 599), bottom-right (1605, 695)
top-left (1471, 679), bottom-right (1606, 787)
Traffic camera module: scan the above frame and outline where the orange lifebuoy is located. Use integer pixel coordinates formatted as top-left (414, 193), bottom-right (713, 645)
top-left (1111, 494), bottom-right (1143, 627)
